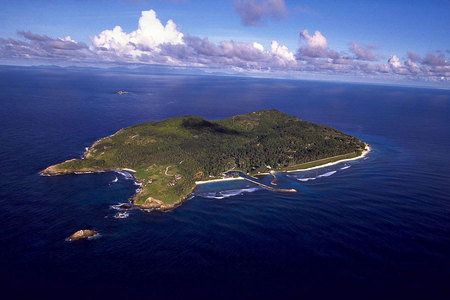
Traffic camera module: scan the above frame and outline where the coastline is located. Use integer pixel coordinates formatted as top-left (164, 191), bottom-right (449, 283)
top-left (195, 177), bottom-right (245, 185)
top-left (131, 184), bottom-right (196, 212)
top-left (285, 143), bottom-right (371, 173)
top-left (194, 144), bottom-right (371, 185)
top-left (41, 144), bottom-right (370, 211)
top-left (40, 164), bottom-right (137, 177)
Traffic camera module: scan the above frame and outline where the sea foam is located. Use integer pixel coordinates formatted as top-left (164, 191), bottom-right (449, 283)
top-left (198, 187), bottom-right (260, 199)
top-left (297, 170), bottom-right (337, 182)
top-left (317, 171), bottom-right (337, 178)
top-left (114, 170), bottom-right (134, 180)
top-left (114, 212), bottom-right (129, 219)
top-left (298, 177), bottom-right (316, 182)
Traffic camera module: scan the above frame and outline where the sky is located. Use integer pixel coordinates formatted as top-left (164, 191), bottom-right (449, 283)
top-left (0, 0), bottom-right (449, 86)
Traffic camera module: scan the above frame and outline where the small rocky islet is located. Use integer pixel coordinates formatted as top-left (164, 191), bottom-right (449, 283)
top-left (67, 229), bottom-right (98, 241)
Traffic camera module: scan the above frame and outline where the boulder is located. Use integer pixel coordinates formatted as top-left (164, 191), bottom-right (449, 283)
top-left (67, 229), bottom-right (98, 241)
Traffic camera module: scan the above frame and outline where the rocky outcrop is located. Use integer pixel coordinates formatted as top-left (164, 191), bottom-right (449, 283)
top-left (132, 185), bottom-right (196, 212)
top-left (115, 203), bottom-right (132, 210)
top-left (40, 159), bottom-right (78, 175)
top-left (67, 229), bottom-right (98, 241)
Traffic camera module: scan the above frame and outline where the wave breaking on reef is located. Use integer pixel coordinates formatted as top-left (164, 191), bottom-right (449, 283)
top-left (74, 171), bottom-right (105, 175)
top-left (197, 187), bottom-right (260, 199)
top-left (114, 170), bottom-right (134, 180)
top-left (298, 177), bottom-right (317, 182)
top-left (114, 212), bottom-right (129, 219)
top-left (317, 170), bottom-right (337, 178)
top-left (296, 170), bottom-right (337, 182)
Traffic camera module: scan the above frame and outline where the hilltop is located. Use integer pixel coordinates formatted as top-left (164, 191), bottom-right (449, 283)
top-left (41, 110), bottom-right (366, 210)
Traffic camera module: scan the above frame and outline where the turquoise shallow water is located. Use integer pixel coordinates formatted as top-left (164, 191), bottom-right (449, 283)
top-left (0, 66), bottom-right (449, 299)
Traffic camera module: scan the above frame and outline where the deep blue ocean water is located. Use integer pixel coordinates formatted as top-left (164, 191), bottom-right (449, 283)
top-left (0, 66), bottom-right (449, 299)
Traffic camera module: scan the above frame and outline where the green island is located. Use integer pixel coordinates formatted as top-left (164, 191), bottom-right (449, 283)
top-left (41, 110), bottom-right (367, 210)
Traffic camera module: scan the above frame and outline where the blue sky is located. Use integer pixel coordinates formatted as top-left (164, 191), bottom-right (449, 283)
top-left (0, 0), bottom-right (449, 85)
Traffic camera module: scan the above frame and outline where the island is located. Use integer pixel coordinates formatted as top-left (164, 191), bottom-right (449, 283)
top-left (41, 110), bottom-right (368, 211)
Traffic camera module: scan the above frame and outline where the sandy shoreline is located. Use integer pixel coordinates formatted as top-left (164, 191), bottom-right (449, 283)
top-left (195, 144), bottom-right (371, 185)
top-left (195, 177), bottom-right (245, 185)
top-left (120, 168), bottom-right (137, 173)
top-left (286, 143), bottom-right (371, 173)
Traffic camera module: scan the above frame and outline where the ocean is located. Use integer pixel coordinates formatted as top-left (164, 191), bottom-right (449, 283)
top-left (0, 66), bottom-right (449, 299)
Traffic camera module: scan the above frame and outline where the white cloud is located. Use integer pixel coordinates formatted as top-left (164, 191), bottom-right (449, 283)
top-left (404, 59), bottom-right (420, 73)
top-left (269, 40), bottom-right (295, 63)
top-left (388, 55), bottom-right (401, 68)
top-left (297, 29), bottom-right (328, 58)
top-left (253, 42), bottom-right (265, 52)
top-left (89, 9), bottom-right (296, 69)
top-left (92, 9), bottom-right (183, 58)
top-left (300, 30), bottom-right (327, 49)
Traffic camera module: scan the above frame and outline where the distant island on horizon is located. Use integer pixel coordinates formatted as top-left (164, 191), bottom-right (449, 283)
top-left (41, 109), bottom-right (368, 211)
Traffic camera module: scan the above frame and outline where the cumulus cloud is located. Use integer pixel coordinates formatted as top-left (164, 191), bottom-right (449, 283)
top-left (294, 29), bottom-right (447, 80)
top-left (386, 53), bottom-right (449, 78)
top-left (235, 0), bottom-right (287, 26)
top-left (92, 9), bottom-right (183, 58)
top-left (88, 9), bottom-right (296, 69)
top-left (349, 42), bottom-right (377, 61)
top-left (420, 53), bottom-right (449, 78)
top-left (270, 41), bottom-right (295, 63)
top-left (404, 59), bottom-right (420, 74)
top-left (160, 35), bottom-right (296, 69)
top-left (297, 29), bottom-right (329, 58)
top-left (388, 55), bottom-right (401, 68)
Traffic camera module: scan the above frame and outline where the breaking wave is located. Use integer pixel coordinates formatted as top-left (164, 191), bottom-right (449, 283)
top-left (340, 165), bottom-right (351, 170)
top-left (197, 187), bottom-right (260, 199)
top-left (114, 170), bottom-right (134, 180)
top-left (297, 170), bottom-right (337, 182)
top-left (111, 176), bottom-right (118, 183)
top-left (114, 212), bottom-right (129, 219)
top-left (298, 177), bottom-right (316, 182)
top-left (317, 171), bottom-right (337, 178)
top-left (111, 203), bottom-right (131, 210)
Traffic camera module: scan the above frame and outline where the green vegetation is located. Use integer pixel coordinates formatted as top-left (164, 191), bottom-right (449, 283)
top-left (42, 110), bottom-right (366, 210)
